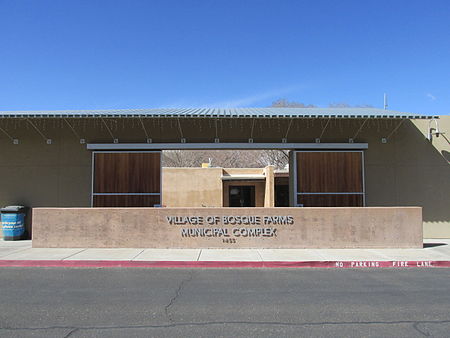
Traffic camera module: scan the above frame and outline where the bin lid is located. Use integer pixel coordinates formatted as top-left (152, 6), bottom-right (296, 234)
top-left (1, 206), bottom-right (27, 213)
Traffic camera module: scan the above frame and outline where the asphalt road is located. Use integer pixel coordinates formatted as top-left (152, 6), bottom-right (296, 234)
top-left (0, 268), bottom-right (449, 337)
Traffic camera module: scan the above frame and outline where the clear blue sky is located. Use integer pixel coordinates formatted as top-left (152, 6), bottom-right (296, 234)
top-left (1, 0), bottom-right (449, 115)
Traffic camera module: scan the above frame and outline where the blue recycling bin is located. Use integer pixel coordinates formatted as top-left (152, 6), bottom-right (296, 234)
top-left (1, 206), bottom-right (28, 241)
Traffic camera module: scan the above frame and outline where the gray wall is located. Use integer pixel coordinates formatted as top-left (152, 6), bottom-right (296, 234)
top-left (0, 126), bottom-right (91, 207)
top-left (0, 116), bottom-right (448, 237)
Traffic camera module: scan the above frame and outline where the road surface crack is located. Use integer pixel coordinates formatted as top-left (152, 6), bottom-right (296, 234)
top-left (164, 271), bottom-right (194, 323)
top-left (63, 327), bottom-right (79, 338)
top-left (1, 319), bottom-right (450, 335)
top-left (413, 322), bottom-right (431, 337)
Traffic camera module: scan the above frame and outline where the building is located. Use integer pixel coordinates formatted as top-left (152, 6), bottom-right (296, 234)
top-left (162, 166), bottom-right (289, 208)
top-left (0, 108), bottom-right (448, 246)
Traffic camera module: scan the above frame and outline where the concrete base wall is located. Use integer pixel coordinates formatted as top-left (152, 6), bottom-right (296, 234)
top-left (32, 207), bottom-right (423, 249)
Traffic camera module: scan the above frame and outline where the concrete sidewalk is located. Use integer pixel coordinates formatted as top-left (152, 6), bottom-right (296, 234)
top-left (1, 239), bottom-right (450, 263)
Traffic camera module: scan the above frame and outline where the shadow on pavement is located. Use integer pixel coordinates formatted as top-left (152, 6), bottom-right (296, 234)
top-left (423, 243), bottom-right (448, 248)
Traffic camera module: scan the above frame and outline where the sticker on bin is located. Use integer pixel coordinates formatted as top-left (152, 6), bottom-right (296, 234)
top-left (1, 213), bottom-right (25, 237)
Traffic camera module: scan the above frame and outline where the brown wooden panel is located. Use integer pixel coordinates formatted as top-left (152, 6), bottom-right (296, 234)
top-left (93, 195), bottom-right (160, 207)
top-left (94, 152), bottom-right (161, 193)
top-left (297, 194), bottom-right (363, 207)
top-left (296, 152), bottom-right (362, 193)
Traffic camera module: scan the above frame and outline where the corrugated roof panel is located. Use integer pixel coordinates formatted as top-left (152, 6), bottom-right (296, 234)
top-left (0, 107), bottom-right (438, 119)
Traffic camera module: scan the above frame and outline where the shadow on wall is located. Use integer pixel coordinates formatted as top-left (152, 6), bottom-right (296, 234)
top-left (397, 120), bottom-right (450, 223)
top-left (439, 130), bottom-right (450, 162)
top-left (442, 150), bottom-right (450, 162)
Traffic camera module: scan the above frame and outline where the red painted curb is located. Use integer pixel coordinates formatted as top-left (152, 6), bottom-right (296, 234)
top-left (0, 260), bottom-right (450, 268)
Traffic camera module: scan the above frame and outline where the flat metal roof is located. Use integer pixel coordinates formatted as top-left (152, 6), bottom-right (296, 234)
top-left (0, 108), bottom-right (438, 119)
top-left (222, 174), bottom-right (266, 181)
top-left (88, 143), bottom-right (369, 150)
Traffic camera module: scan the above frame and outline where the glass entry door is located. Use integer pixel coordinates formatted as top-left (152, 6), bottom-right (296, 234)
top-left (229, 185), bottom-right (256, 207)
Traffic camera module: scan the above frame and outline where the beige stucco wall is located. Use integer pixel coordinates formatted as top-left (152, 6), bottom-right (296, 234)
top-left (222, 168), bottom-right (264, 175)
top-left (32, 207), bottom-right (423, 248)
top-left (162, 167), bottom-right (223, 207)
top-left (264, 165), bottom-right (275, 207)
top-left (162, 167), bottom-right (272, 207)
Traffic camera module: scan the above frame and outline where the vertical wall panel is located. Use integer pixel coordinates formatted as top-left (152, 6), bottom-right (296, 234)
top-left (94, 153), bottom-right (161, 193)
top-left (296, 151), bottom-right (364, 207)
top-left (93, 152), bottom-right (161, 207)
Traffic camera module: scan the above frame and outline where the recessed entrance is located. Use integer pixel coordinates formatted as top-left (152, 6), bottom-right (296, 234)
top-left (229, 185), bottom-right (256, 207)
top-left (89, 146), bottom-right (367, 208)
top-left (275, 184), bottom-right (289, 207)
